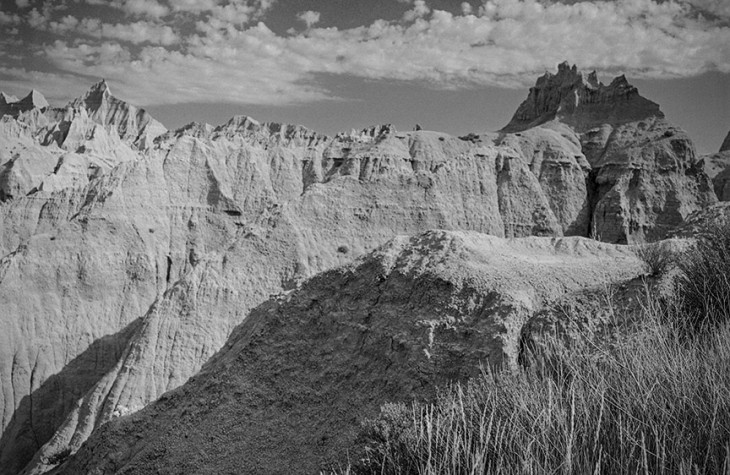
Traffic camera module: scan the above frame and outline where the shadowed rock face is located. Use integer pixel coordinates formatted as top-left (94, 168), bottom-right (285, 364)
top-left (721, 131), bottom-right (730, 153)
top-left (503, 62), bottom-right (663, 134)
top-left (51, 231), bottom-right (644, 475)
top-left (499, 62), bottom-right (716, 244)
top-left (702, 130), bottom-right (730, 201)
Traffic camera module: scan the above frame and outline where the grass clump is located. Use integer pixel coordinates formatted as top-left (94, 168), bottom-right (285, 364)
top-left (352, 317), bottom-right (730, 475)
top-left (671, 222), bottom-right (730, 332)
top-left (633, 242), bottom-right (676, 276)
top-left (347, 224), bottom-right (730, 475)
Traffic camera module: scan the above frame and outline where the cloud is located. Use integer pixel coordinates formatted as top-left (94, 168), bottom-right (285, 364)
top-left (15, 0), bottom-right (29, 8)
top-left (0, 11), bottom-right (21, 25)
top-left (403, 0), bottom-right (431, 21)
top-left (46, 15), bottom-right (179, 45)
top-left (110, 0), bottom-right (170, 19)
top-left (684, 0), bottom-right (730, 17)
top-left (297, 10), bottom-right (321, 28)
top-left (3, 0), bottom-right (730, 109)
top-left (461, 2), bottom-right (473, 15)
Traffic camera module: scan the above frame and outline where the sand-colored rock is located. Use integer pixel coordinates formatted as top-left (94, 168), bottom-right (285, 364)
top-left (701, 130), bottom-right (730, 201)
top-left (0, 66), bottom-right (717, 474)
top-left (0, 82), bottom-right (574, 474)
top-left (50, 231), bottom-right (644, 475)
top-left (501, 62), bottom-right (716, 243)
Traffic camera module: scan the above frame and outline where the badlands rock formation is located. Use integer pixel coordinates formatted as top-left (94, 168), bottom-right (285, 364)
top-left (52, 231), bottom-right (645, 474)
top-left (702, 130), bottom-right (730, 201)
top-left (0, 65), bottom-right (718, 474)
top-left (498, 62), bottom-right (715, 243)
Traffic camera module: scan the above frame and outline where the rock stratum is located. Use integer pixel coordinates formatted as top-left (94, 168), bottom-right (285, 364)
top-left (51, 231), bottom-right (645, 474)
top-left (0, 64), bottom-right (719, 474)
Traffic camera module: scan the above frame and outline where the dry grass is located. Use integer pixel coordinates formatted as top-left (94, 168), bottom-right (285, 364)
top-left (342, 225), bottom-right (730, 475)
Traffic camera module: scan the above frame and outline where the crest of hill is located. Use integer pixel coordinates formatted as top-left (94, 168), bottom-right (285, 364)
top-left (67, 79), bottom-right (166, 148)
top-left (0, 89), bottom-right (49, 115)
top-left (502, 62), bottom-right (663, 133)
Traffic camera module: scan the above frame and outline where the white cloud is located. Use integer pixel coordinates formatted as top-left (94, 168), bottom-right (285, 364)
top-left (684, 0), bottom-right (730, 17)
top-left (15, 0), bottom-right (29, 8)
top-left (4, 0), bottom-right (730, 109)
top-left (0, 11), bottom-right (21, 25)
top-left (111, 0), bottom-right (170, 19)
top-left (297, 10), bottom-right (320, 28)
top-left (403, 0), bottom-right (431, 21)
top-left (461, 2), bottom-right (473, 15)
top-left (46, 15), bottom-right (179, 45)
top-left (27, 8), bottom-right (49, 28)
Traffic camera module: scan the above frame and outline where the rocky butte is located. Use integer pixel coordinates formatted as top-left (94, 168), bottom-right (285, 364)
top-left (0, 64), bottom-right (722, 474)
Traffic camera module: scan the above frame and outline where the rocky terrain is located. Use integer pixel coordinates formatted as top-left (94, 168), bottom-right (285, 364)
top-left (0, 64), bottom-right (723, 474)
top-left (702, 130), bottom-right (730, 201)
top-left (49, 231), bottom-right (645, 474)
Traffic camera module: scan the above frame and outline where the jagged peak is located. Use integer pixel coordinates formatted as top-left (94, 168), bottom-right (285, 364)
top-left (209, 114), bottom-right (327, 146)
top-left (336, 124), bottom-right (396, 143)
top-left (223, 115), bottom-right (260, 129)
top-left (0, 92), bottom-right (18, 105)
top-left (18, 89), bottom-right (49, 110)
top-left (89, 78), bottom-right (110, 94)
top-left (720, 130), bottom-right (730, 153)
top-left (503, 62), bottom-right (662, 132)
top-left (73, 79), bottom-right (113, 112)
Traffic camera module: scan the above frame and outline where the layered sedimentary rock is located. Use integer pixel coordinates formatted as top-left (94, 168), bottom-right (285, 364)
top-left (51, 231), bottom-right (644, 475)
top-left (500, 62), bottom-right (716, 243)
top-left (0, 82), bottom-right (567, 475)
top-left (702, 130), bottom-right (730, 201)
top-left (0, 64), bottom-right (717, 474)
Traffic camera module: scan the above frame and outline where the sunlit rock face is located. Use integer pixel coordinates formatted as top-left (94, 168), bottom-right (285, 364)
top-left (0, 63), bottom-right (718, 474)
top-left (51, 231), bottom-right (644, 475)
top-left (0, 80), bottom-right (561, 475)
top-left (501, 62), bottom-right (716, 244)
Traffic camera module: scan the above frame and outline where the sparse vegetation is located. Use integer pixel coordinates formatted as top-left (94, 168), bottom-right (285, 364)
top-left (46, 447), bottom-right (72, 466)
top-left (344, 225), bottom-right (730, 475)
top-left (672, 222), bottom-right (730, 332)
top-left (633, 242), bottom-right (675, 276)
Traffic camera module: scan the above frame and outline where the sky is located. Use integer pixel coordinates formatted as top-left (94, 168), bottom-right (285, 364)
top-left (0, 0), bottom-right (728, 153)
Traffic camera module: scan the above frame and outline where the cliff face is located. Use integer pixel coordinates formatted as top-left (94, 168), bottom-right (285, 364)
top-left (0, 65), bottom-right (719, 474)
top-left (500, 62), bottom-right (716, 244)
top-left (702, 130), bottom-right (730, 201)
top-left (0, 82), bottom-right (569, 475)
top-left (51, 231), bottom-right (644, 475)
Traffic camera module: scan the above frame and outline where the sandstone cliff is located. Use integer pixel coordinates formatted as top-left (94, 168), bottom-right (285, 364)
top-left (0, 82), bottom-right (568, 474)
top-left (702, 130), bottom-right (730, 201)
top-left (0, 65), bottom-right (718, 474)
top-left (500, 62), bottom-right (716, 243)
top-left (49, 231), bottom-right (644, 474)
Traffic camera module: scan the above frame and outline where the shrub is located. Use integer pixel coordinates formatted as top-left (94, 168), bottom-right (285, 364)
top-left (632, 242), bottom-right (675, 276)
top-left (46, 447), bottom-right (72, 466)
top-left (671, 222), bottom-right (730, 332)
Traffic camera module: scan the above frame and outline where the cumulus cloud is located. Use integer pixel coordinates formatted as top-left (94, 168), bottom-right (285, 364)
top-left (403, 0), bottom-right (431, 21)
top-left (110, 0), bottom-right (170, 19)
top-left (15, 0), bottom-right (29, 8)
top-left (684, 0), bottom-right (730, 17)
top-left (297, 10), bottom-right (321, 28)
top-left (461, 2), bottom-right (473, 15)
top-left (0, 11), bottom-right (21, 25)
top-left (3, 0), bottom-right (730, 108)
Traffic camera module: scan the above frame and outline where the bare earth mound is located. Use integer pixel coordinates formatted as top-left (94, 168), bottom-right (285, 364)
top-left (52, 231), bottom-right (643, 474)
